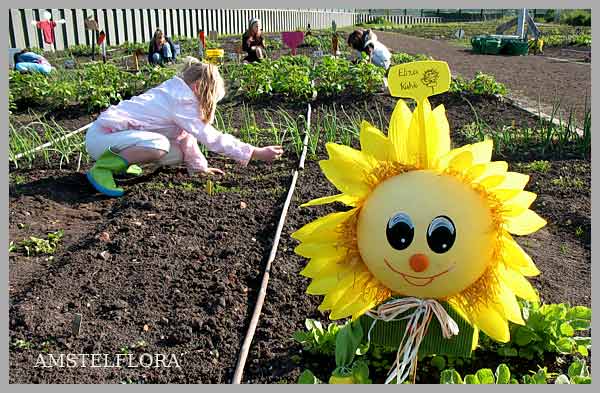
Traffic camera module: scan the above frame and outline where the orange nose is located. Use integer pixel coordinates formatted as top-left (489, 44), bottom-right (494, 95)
top-left (409, 253), bottom-right (429, 272)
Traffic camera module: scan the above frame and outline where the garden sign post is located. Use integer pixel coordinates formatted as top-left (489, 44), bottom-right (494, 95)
top-left (387, 60), bottom-right (451, 167)
top-left (98, 31), bottom-right (107, 63)
top-left (281, 31), bottom-right (304, 55)
top-left (198, 29), bottom-right (206, 59)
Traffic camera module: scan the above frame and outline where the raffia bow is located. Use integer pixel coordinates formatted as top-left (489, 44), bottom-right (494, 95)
top-left (365, 297), bottom-right (459, 384)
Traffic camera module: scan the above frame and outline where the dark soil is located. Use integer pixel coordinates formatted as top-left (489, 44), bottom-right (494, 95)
top-left (9, 94), bottom-right (590, 383)
top-left (9, 153), bottom-right (297, 383)
top-left (375, 31), bottom-right (591, 127)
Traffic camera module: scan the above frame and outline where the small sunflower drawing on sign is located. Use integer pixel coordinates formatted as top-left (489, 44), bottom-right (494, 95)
top-left (421, 68), bottom-right (440, 94)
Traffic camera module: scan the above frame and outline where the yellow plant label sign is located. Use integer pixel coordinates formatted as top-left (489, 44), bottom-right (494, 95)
top-left (388, 61), bottom-right (451, 101)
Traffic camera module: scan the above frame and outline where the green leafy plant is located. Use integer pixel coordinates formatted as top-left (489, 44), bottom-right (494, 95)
top-left (440, 364), bottom-right (559, 384)
top-left (14, 230), bottom-right (64, 257)
top-left (292, 319), bottom-right (340, 356)
top-left (554, 359), bottom-right (592, 384)
top-left (480, 301), bottom-right (591, 360)
top-left (310, 56), bottom-right (350, 97)
top-left (298, 369), bottom-right (322, 384)
top-left (12, 339), bottom-right (34, 350)
top-left (348, 61), bottom-right (385, 95)
top-left (391, 52), bottom-right (431, 65)
top-left (520, 160), bottom-right (551, 173)
top-left (451, 72), bottom-right (507, 96)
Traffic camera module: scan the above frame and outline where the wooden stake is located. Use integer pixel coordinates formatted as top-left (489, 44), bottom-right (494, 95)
top-left (231, 104), bottom-right (311, 384)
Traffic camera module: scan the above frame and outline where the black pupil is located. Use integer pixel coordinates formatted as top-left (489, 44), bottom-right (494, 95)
top-left (386, 213), bottom-right (414, 250)
top-left (427, 216), bottom-right (456, 254)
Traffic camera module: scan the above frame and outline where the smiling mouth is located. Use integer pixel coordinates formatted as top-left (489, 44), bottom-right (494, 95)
top-left (384, 258), bottom-right (455, 287)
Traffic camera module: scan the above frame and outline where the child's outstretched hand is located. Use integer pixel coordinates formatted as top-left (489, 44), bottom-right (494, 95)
top-left (201, 167), bottom-right (225, 176)
top-left (252, 146), bottom-right (284, 162)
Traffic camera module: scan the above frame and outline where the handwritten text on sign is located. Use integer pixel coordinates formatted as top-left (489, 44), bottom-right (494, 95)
top-left (388, 61), bottom-right (451, 101)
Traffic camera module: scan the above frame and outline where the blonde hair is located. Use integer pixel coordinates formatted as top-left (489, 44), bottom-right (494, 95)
top-left (179, 56), bottom-right (225, 124)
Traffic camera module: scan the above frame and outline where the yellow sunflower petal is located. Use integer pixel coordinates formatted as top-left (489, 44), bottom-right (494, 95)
top-left (292, 209), bottom-right (357, 243)
top-left (502, 191), bottom-right (537, 217)
top-left (320, 283), bottom-right (352, 310)
top-left (312, 267), bottom-right (362, 301)
top-left (388, 99), bottom-right (413, 162)
top-left (493, 285), bottom-right (525, 325)
top-left (448, 150), bottom-right (473, 172)
top-left (477, 174), bottom-right (506, 189)
top-left (300, 256), bottom-right (344, 278)
top-left (492, 189), bottom-right (523, 202)
top-left (294, 242), bottom-right (345, 259)
top-left (472, 304), bottom-right (510, 342)
top-left (491, 172), bottom-right (530, 191)
top-left (498, 263), bottom-right (539, 302)
top-left (502, 233), bottom-right (540, 276)
top-left (504, 209), bottom-right (547, 235)
top-left (320, 143), bottom-right (376, 197)
top-left (448, 300), bottom-right (479, 350)
top-left (406, 98), bottom-right (432, 167)
top-left (469, 139), bottom-right (494, 164)
top-left (467, 161), bottom-right (509, 181)
top-left (307, 275), bottom-right (341, 295)
top-left (360, 121), bottom-right (394, 162)
top-left (330, 272), bottom-right (373, 319)
top-left (435, 145), bottom-right (469, 170)
top-left (424, 104), bottom-right (451, 167)
top-left (301, 194), bottom-right (359, 207)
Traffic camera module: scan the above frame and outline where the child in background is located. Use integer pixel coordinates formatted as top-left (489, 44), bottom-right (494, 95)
top-left (347, 29), bottom-right (392, 71)
top-left (13, 50), bottom-right (54, 75)
top-left (241, 18), bottom-right (267, 63)
top-left (148, 29), bottom-right (177, 65)
top-left (85, 56), bottom-right (283, 197)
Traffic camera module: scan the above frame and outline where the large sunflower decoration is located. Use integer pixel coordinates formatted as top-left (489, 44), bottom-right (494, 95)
top-left (292, 61), bottom-right (546, 366)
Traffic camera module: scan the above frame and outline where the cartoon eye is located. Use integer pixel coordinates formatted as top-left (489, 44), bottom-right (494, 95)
top-left (427, 216), bottom-right (456, 254)
top-left (386, 212), bottom-right (414, 250)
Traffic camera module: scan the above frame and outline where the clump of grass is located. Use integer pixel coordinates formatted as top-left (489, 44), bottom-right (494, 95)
top-left (459, 96), bottom-right (591, 161)
top-left (277, 108), bottom-right (306, 158)
top-left (9, 117), bottom-right (89, 170)
top-left (204, 180), bottom-right (241, 196)
top-left (522, 160), bottom-right (551, 173)
top-left (12, 339), bottom-right (33, 350)
top-left (551, 176), bottom-right (585, 190)
top-left (12, 230), bottom-right (64, 257)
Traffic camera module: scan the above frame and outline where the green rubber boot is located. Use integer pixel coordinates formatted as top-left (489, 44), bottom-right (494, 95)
top-left (86, 148), bottom-right (128, 197)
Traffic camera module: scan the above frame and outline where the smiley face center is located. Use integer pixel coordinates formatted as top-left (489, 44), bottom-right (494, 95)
top-left (356, 170), bottom-right (496, 298)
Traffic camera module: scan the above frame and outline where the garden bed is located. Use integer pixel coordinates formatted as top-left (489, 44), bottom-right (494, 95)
top-left (9, 23), bottom-right (591, 382)
top-left (9, 90), bottom-right (590, 383)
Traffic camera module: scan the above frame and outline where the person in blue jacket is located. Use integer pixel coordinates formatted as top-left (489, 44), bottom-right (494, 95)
top-left (148, 29), bottom-right (177, 65)
top-left (13, 50), bottom-right (53, 75)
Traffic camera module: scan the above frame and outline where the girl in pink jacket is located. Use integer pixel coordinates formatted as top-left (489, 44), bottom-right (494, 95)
top-left (85, 57), bottom-right (283, 197)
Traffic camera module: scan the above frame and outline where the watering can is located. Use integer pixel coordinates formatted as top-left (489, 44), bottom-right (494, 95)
top-left (281, 31), bottom-right (304, 55)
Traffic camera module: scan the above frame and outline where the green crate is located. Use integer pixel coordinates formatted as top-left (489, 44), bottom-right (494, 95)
top-left (502, 39), bottom-right (529, 55)
top-left (483, 38), bottom-right (502, 55)
top-left (358, 301), bottom-right (475, 358)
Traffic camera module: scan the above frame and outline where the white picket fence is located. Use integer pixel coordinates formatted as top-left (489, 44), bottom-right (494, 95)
top-left (366, 14), bottom-right (443, 25)
top-left (8, 8), bottom-right (441, 51)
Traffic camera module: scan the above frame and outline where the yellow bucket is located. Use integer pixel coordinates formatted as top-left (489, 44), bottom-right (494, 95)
top-left (205, 49), bottom-right (225, 64)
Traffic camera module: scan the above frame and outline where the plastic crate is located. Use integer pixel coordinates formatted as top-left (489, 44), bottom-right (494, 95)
top-left (482, 38), bottom-right (502, 55)
top-left (503, 39), bottom-right (529, 56)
